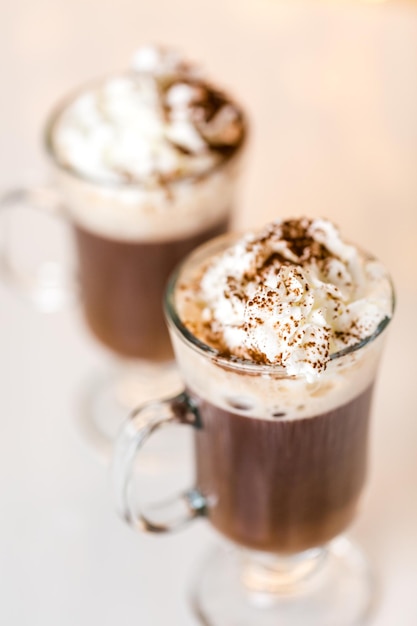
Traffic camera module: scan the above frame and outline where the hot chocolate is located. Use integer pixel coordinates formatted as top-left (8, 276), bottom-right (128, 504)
top-left (47, 46), bottom-right (246, 359)
top-left (74, 217), bottom-right (229, 359)
top-left (172, 218), bottom-right (393, 553)
top-left (112, 217), bottom-right (394, 624)
top-left (192, 384), bottom-right (372, 553)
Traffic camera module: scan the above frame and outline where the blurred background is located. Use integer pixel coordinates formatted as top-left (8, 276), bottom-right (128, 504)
top-left (1, 0), bottom-right (416, 624)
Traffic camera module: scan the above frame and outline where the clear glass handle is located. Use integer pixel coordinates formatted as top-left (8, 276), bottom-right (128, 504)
top-left (112, 391), bottom-right (206, 533)
top-left (0, 185), bottom-right (76, 312)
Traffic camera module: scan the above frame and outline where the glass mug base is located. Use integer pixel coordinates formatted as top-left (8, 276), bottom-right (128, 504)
top-left (190, 537), bottom-right (374, 626)
top-left (77, 360), bottom-right (183, 463)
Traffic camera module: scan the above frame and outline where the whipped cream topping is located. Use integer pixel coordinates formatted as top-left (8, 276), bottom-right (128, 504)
top-left (178, 218), bottom-right (393, 381)
top-left (51, 45), bottom-right (245, 186)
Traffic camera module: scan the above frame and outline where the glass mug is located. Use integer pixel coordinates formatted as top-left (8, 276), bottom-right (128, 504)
top-left (112, 233), bottom-right (394, 626)
top-left (0, 89), bottom-right (244, 461)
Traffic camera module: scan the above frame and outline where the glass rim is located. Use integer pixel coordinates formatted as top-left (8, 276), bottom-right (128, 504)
top-left (164, 232), bottom-right (396, 376)
top-left (43, 71), bottom-right (247, 190)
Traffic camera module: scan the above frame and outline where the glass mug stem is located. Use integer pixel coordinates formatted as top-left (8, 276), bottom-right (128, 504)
top-left (240, 546), bottom-right (327, 595)
top-left (112, 391), bottom-right (206, 533)
top-left (0, 184), bottom-right (75, 312)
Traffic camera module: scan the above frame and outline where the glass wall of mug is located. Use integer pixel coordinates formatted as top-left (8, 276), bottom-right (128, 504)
top-left (112, 233), bottom-right (394, 626)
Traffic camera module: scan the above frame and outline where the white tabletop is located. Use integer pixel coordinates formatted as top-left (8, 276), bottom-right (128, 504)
top-left (1, 1), bottom-right (417, 624)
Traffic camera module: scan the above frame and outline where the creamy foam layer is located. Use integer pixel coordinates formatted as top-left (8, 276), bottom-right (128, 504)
top-left (49, 46), bottom-right (245, 241)
top-left (54, 159), bottom-right (239, 241)
top-left (171, 219), bottom-right (393, 420)
top-left (170, 329), bottom-right (385, 420)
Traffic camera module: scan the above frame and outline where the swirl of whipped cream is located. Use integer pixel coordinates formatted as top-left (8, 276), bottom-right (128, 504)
top-left (180, 218), bottom-right (393, 381)
top-left (51, 45), bottom-right (246, 186)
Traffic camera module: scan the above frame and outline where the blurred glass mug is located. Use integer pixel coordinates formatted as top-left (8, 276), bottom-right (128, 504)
top-left (0, 48), bottom-right (247, 461)
top-left (113, 233), bottom-right (394, 626)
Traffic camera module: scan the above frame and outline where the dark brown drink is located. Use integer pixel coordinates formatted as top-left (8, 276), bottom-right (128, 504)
top-left (111, 219), bottom-right (394, 625)
top-left (170, 219), bottom-right (393, 561)
top-left (191, 384), bottom-right (373, 554)
top-left (74, 216), bottom-right (229, 360)
top-left (47, 46), bottom-right (246, 365)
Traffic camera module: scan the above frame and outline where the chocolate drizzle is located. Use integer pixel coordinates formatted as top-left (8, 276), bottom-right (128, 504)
top-left (162, 76), bottom-right (246, 158)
